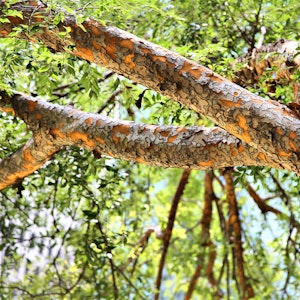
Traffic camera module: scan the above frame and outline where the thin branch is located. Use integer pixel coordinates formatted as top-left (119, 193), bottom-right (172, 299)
top-left (155, 169), bottom-right (191, 300)
top-left (247, 184), bottom-right (281, 215)
top-left (224, 169), bottom-right (254, 299)
top-left (120, 228), bottom-right (154, 272)
top-left (52, 71), bottom-right (114, 98)
top-left (184, 171), bottom-right (216, 300)
top-left (114, 265), bottom-right (147, 300)
top-left (250, 0), bottom-right (263, 49)
top-left (97, 89), bottom-right (123, 114)
top-left (96, 220), bottom-right (119, 300)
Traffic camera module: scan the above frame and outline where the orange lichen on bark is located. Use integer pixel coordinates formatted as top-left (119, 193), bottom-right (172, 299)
top-left (90, 23), bottom-right (103, 37)
top-left (136, 157), bottom-right (146, 163)
top-left (50, 128), bottom-right (64, 139)
top-left (105, 43), bottom-right (117, 59)
top-left (103, 33), bottom-right (119, 59)
top-left (24, 148), bottom-right (34, 162)
top-left (28, 100), bottom-right (38, 112)
top-left (289, 131), bottom-right (296, 139)
top-left (154, 128), bottom-right (170, 137)
top-left (167, 134), bottom-right (178, 143)
top-left (0, 107), bottom-right (15, 114)
top-left (199, 160), bottom-right (215, 167)
top-left (237, 144), bottom-right (245, 153)
top-left (289, 140), bottom-right (297, 151)
top-left (276, 128), bottom-right (284, 135)
top-left (92, 40), bottom-right (101, 50)
top-left (178, 60), bottom-right (202, 79)
top-left (66, 131), bottom-right (95, 147)
top-left (176, 127), bottom-right (187, 133)
top-left (236, 114), bottom-right (251, 143)
top-left (230, 144), bottom-right (237, 157)
top-left (96, 119), bottom-right (102, 126)
top-left (100, 52), bottom-right (108, 64)
top-left (139, 47), bottom-right (176, 69)
top-left (124, 53), bottom-right (135, 69)
top-left (112, 124), bottom-right (130, 144)
top-left (112, 124), bottom-right (130, 135)
top-left (85, 117), bottom-right (94, 126)
top-left (277, 149), bottom-right (291, 157)
top-left (206, 73), bottom-right (223, 83)
top-left (107, 151), bottom-right (116, 157)
top-left (119, 39), bottom-right (134, 51)
top-left (95, 136), bottom-right (105, 145)
top-left (220, 98), bottom-right (243, 108)
top-left (35, 113), bottom-right (41, 120)
top-left (258, 152), bottom-right (267, 162)
top-left (74, 46), bottom-right (94, 61)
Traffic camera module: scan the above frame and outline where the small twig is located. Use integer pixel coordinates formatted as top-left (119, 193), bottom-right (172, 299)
top-left (120, 227), bottom-right (155, 273)
top-left (115, 265), bottom-right (147, 300)
top-left (52, 71), bottom-right (115, 98)
top-left (97, 89), bottom-right (123, 114)
top-left (96, 220), bottom-right (119, 300)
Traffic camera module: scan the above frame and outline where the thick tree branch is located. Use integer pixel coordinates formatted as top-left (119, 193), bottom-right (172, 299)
top-left (1, 2), bottom-right (300, 175)
top-left (0, 136), bottom-right (59, 190)
top-left (1, 91), bottom-right (283, 190)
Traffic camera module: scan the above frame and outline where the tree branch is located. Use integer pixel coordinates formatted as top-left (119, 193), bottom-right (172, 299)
top-left (155, 169), bottom-right (191, 300)
top-left (185, 171), bottom-right (216, 300)
top-left (224, 169), bottom-right (254, 299)
top-left (1, 91), bottom-right (283, 190)
top-left (247, 184), bottom-right (282, 215)
top-left (1, 2), bottom-right (300, 175)
top-left (0, 136), bottom-right (59, 190)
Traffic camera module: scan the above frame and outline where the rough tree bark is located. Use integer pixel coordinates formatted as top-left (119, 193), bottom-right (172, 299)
top-left (0, 92), bottom-right (271, 190)
top-left (0, 2), bottom-right (300, 190)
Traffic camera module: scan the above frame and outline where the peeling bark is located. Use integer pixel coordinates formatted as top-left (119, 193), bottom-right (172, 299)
top-left (0, 136), bottom-right (59, 190)
top-left (0, 2), bottom-right (299, 176)
top-left (1, 91), bottom-right (290, 190)
top-left (0, 2), bottom-right (300, 190)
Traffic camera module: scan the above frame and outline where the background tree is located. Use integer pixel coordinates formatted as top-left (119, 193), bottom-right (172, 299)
top-left (0, 0), bottom-right (299, 299)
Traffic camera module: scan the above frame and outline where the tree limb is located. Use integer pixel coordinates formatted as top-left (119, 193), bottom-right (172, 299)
top-left (155, 169), bottom-right (191, 300)
top-left (0, 136), bottom-right (59, 190)
top-left (185, 171), bottom-right (216, 300)
top-left (1, 91), bottom-right (284, 190)
top-left (1, 2), bottom-right (300, 175)
top-left (224, 169), bottom-right (254, 299)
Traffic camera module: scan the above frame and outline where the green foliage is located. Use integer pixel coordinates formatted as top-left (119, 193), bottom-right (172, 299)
top-left (1, 0), bottom-right (300, 299)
